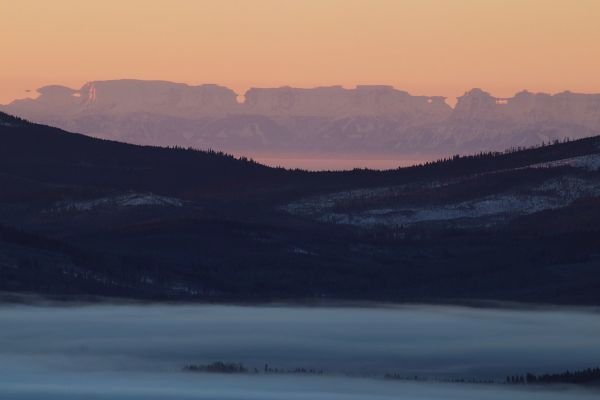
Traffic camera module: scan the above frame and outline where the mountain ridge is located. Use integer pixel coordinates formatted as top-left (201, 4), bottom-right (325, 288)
top-left (4, 80), bottom-right (600, 160)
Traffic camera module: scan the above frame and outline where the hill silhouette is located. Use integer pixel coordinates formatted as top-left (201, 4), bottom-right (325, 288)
top-left (2, 112), bottom-right (600, 304)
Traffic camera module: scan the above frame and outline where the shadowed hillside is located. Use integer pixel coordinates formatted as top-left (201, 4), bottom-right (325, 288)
top-left (1, 112), bottom-right (600, 304)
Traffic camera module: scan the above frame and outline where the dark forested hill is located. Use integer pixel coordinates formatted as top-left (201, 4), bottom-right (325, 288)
top-left (0, 112), bottom-right (288, 200)
top-left (3, 110), bottom-right (600, 198)
top-left (2, 112), bottom-right (600, 304)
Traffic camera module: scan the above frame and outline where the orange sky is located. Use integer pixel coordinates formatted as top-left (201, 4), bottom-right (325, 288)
top-left (1, 0), bottom-right (600, 105)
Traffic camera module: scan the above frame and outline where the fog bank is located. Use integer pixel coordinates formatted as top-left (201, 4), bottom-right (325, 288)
top-left (1, 304), bottom-right (599, 399)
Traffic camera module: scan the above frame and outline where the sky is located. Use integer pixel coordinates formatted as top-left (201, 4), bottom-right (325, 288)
top-left (1, 0), bottom-right (600, 105)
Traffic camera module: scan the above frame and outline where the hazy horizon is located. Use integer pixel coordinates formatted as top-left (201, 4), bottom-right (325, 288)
top-left (6, 79), bottom-right (600, 108)
top-left (5, 78), bottom-right (600, 170)
top-left (2, 0), bottom-right (600, 104)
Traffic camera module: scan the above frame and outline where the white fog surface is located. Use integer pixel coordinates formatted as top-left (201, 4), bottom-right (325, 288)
top-left (1, 304), bottom-right (599, 399)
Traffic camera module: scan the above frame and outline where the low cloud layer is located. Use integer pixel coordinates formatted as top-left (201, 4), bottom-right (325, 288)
top-left (1, 304), bottom-right (599, 399)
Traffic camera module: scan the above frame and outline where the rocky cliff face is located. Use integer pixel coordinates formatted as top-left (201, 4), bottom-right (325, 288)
top-left (244, 85), bottom-right (450, 120)
top-left (3, 80), bottom-right (600, 160)
top-left (7, 80), bottom-right (240, 118)
top-left (453, 88), bottom-right (600, 130)
top-left (78, 80), bottom-right (240, 116)
top-left (5, 80), bottom-right (451, 119)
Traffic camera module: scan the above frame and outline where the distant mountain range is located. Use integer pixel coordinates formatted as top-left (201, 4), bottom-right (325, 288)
top-left (1, 112), bottom-right (600, 304)
top-left (3, 80), bottom-right (600, 159)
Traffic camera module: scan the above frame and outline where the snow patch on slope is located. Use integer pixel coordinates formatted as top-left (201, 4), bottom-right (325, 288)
top-left (529, 153), bottom-right (600, 171)
top-left (286, 176), bottom-right (600, 228)
top-left (52, 193), bottom-right (183, 212)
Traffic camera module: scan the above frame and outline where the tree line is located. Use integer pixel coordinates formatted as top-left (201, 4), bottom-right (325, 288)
top-left (507, 367), bottom-right (600, 385)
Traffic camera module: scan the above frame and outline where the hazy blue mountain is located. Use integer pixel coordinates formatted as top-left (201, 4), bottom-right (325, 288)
top-left (5, 81), bottom-right (598, 158)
